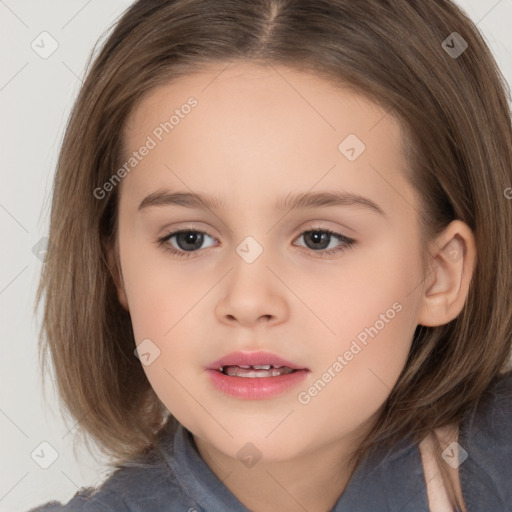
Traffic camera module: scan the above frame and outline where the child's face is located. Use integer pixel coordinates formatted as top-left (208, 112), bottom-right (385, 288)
top-left (113, 61), bottom-right (428, 463)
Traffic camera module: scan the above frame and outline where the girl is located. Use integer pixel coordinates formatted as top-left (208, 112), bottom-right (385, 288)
top-left (29, 1), bottom-right (512, 511)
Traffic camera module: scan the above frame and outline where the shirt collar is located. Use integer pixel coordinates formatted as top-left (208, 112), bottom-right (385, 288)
top-left (160, 422), bottom-right (252, 511)
top-left (159, 421), bottom-right (427, 512)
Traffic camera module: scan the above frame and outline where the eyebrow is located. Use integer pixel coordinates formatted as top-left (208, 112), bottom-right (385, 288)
top-left (138, 189), bottom-right (386, 217)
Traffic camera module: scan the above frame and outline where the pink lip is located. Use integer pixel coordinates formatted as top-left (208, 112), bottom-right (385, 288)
top-left (207, 350), bottom-right (307, 371)
top-left (206, 369), bottom-right (308, 399)
top-left (205, 350), bottom-right (309, 400)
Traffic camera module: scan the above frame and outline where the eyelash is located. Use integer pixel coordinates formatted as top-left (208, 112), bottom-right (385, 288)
top-left (156, 227), bottom-right (356, 259)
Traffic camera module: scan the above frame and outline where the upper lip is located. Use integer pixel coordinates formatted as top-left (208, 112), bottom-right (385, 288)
top-left (207, 351), bottom-right (308, 371)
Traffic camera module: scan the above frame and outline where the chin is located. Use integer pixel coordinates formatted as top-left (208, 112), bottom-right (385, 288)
top-left (204, 426), bottom-right (312, 464)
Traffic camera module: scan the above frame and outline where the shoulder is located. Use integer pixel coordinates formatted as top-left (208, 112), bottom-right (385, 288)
top-left (458, 369), bottom-right (512, 508)
top-left (25, 485), bottom-right (116, 512)
top-left (25, 458), bottom-right (198, 512)
top-left (462, 369), bottom-right (512, 446)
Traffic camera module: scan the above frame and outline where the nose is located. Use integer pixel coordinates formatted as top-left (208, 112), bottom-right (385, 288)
top-left (214, 253), bottom-right (289, 328)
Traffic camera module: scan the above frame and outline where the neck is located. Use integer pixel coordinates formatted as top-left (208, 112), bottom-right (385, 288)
top-left (192, 429), bottom-right (370, 512)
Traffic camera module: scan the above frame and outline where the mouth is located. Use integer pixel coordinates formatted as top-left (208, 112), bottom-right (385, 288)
top-left (207, 350), bottom-right (308, 378)
top-left (217, 364), bottom-right (297, 378)
top-left (205, 350), bottom-right (309, 398)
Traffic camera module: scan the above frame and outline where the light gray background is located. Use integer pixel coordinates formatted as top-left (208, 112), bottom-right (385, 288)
top-left (1, 1), bottom-right (511, 510)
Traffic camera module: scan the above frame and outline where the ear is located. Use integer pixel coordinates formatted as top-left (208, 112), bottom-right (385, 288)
top-left (107, 239), bottom-right (130, 312)
top-left (417, 220), bottom-right (476, 327)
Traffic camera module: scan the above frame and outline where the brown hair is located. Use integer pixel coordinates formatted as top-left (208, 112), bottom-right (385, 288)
top-left (36, 0), bottom-right (512, 509)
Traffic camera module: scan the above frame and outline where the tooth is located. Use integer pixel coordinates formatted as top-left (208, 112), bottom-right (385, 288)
top-left (252, 365), bottom-right (272, 370)
top-left (221, 366), bottom-right (296, 377)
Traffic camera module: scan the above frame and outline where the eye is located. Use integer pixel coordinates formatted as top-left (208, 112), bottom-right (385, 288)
top-left (157, 227), bottom-right (356, 259)
top-left (157, 230), bottom-right (217, 259)
top-left (293, 228), bottom-right (356, 258)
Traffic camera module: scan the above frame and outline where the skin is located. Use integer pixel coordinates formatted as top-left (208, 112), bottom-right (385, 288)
top-left (419, 425), bottom-right (467, 512)
top-left (109, 61), bottom-right (476, 512)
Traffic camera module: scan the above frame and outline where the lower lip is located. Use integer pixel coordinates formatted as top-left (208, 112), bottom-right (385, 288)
top-left (206, 368), bottom-right (309, 399)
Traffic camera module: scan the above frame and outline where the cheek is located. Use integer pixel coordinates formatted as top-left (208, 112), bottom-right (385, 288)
top-left (118, 240), bottom-right (212, 413)
top-left (296, 244), bottom-right (419, 422)
top-left (302, 236), bottom-right (419, 351)
top-left (295, 304), bottom-right (415, 441)
top-left (119, 235), bottom-right (208, 341)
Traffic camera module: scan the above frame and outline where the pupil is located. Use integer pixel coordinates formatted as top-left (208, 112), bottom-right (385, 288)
top-left (177, 231), bottom-right (203, 251)
top-left (305, 230), bottom-right (329, 250)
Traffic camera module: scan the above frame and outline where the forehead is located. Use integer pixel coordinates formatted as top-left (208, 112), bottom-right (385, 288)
top-left (126, 61), bottom-right (396, 136)
top-left (120, 61), bottom-right (417, 218)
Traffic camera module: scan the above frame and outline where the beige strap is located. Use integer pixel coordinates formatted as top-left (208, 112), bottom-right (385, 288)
top-left (419, 423), bottom-right (468, 512)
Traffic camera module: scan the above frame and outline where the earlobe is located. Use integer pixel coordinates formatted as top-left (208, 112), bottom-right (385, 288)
top-left (417, 220), bottom-right (476, 327)
top-left (107, 241), bottom-right (130, 312)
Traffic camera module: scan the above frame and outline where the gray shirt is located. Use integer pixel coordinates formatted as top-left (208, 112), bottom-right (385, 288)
top-left (27, 371), bottom-right (512, 511)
